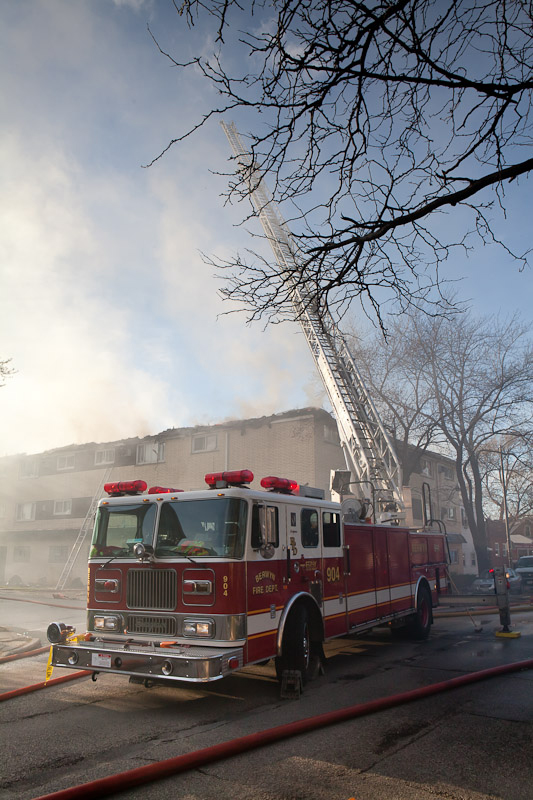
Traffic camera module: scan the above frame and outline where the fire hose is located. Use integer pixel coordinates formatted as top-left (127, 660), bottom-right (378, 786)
top-left (0, 670), bottom-right (92, 703)
top-left (32, 657), bottom-right (533, 800)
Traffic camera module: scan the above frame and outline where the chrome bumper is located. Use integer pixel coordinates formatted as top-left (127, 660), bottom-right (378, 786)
top-left (51, 640), bottom-right (244, 683)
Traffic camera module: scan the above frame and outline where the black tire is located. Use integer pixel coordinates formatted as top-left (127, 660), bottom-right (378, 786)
top-left (275, 605), bottom-right (312, 685)
top-left (407, 586), bottom-right (432, 640)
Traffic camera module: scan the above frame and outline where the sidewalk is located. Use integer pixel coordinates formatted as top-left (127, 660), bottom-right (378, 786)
top-left (0, 587), bottom-right (86, 659)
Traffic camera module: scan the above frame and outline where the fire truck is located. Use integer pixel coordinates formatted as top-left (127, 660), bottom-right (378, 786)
top-left (47, 470), bottom-right (448, 691)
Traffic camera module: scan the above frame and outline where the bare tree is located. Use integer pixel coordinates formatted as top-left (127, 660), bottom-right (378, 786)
top-left (482, 435), bottom-right (533, 533)
top-left (412, 313), bottom-right (532, 572)
top-left (153, 0), bottom-right (533, 327)
top-left (347, 311), bottom-right (532, 571)
top-left (347, 317), bottom-right (442, 484)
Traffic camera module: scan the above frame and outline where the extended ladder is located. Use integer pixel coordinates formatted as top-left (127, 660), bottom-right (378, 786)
top-left (221, 121), bottom-right (403, 517)
top-left (55, 467), bottom-right (112, 590)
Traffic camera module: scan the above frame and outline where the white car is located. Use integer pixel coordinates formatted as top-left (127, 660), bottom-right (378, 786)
top-left (515, 556), bottom-right (533, 589)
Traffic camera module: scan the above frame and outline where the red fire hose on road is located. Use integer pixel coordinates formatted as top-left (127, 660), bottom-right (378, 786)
top-left (32, 657), bottom-right (533, 800)
top-left (0, 670), bottom-right (92, 703)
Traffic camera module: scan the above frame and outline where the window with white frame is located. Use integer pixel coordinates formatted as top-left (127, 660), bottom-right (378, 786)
top-left (411, 497), bottom-right (423, 520)
top-left (53, 499), bottom-right (72, 516)
top-left (502, 542), bottom-right (508, 558)
top-left (420, 457), bottom-right (433, 477)
top-left (191, 434), bottom-right (217, 454)
top-left (136, 441), bottom-right (165, 464)
top-left (57, 453), bottom-right (75, 471)
top-left (441, 506), bottom-right (456, 521)
top-left (95, 448), bottom-right (115, 466)
top-left (16, 502), bottom-right (35, 521)
top-left (449, 549), bottom-right (458, 564)
top-left (49, 545), bottom-right (69, 563)
top-left (14, 545), bottom-right (31, 562)
top-left (20, 458), bottom-right (39, 478)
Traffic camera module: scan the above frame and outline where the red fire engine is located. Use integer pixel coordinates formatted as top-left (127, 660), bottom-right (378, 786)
top-left (47, 469), bottom-right (448, 692)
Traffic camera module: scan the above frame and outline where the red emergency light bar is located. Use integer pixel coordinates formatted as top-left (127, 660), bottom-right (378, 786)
top-left (104, 480), bottom-right (147, 497)
top-left (148, 486), bottom-right (182, 494)
top-left (205, 469), bottom-right (254, 488)
top-left (260, 476), bottom-right (299, 494)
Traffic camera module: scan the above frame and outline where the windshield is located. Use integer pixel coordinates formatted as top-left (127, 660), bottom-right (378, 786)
top-left (517, 557), bottom-right (533, 567)
top-left (90, 503), bottom-right (157, 558)
top-left (155, 498), bottom-right (248, 558)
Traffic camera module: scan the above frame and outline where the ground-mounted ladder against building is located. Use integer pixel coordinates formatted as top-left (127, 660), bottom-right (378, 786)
top-left (221, 121), bottom-right (403, 520)
top-left (55, 467), bottom-right (112, 590)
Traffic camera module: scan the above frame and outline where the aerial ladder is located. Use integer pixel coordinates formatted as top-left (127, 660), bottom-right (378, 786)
top-left (221, 121), bottom-right (404, 522)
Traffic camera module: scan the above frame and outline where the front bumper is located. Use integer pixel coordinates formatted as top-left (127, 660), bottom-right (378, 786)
top-left (51, 639), bottom-right (244, 683)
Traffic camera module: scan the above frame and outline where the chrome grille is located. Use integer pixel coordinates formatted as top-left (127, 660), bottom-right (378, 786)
top-left (127, 569), bottom-right (177, 610)
top-left (127, 615), bottom-right (176, 635)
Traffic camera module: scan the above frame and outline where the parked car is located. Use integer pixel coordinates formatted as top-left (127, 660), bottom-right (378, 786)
top-left (514, 556), bottom-right (533, 589)
top-left (471, 568), bottom-right (522, 594)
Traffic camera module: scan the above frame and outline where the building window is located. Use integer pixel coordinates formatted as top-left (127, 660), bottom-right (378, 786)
top-left (57, 454), bottom-right (75, 471)
top-left (49, 545), bottom-right (69, 563)
top-left (438, 464), bottom-right (454, 480)
top-left (441, 507), bottom-right (456, 521)
top-left (449, 549), bottom-right (458, 564)
top-left (95, 448), bottom-right (115, 466)
top-left (471, 552), bottom-right (476, 566)
top-left (411, 497), bottom-right (423, 521)
top-left (420, 458), bottom-right (433, 477)
top-left (54, 499), bottom-right (72, 516)
top-left (191, 434), bottom-right (217, 454)
top-left (16, 502), bottom-right (35, 521)
top-left (14, 545), bottom-right (31, 563)
top-left (494, 542), bottom-right (500, 556)
top-left (20, 458), bottom-right (39, 478)
top-left (136, 442), bottom-right (165, 464)
top-left (525, 524), bottom-right (531, 537)
top-left (502, 543), bottom-right (508, 558)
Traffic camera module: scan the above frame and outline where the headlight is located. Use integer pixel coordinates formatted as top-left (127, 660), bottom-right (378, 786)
top-left (94, 615), bottom-right (120, 631)
top-left (183, 619), bottom-right (214, 638)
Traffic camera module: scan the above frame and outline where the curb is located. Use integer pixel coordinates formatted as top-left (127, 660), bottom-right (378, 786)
top-left (435, 604), bottom-right (533, 618)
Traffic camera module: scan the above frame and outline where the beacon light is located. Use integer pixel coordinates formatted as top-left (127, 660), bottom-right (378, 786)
top-left (104, 480), bottom-right (147, 497)
top-left (205, 469), bottom-right (254, 488)
top-left (260, 476), bottom-right (299, 493)
top-left (148, 486), bottom-right (182, 494)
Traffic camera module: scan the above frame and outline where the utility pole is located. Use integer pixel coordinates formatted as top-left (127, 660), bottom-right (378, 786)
top-left (499, 446), bottom-right (512, 568)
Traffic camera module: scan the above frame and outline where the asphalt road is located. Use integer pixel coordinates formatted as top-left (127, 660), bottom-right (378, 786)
top-left (1, 596), bottom-right (532, 800)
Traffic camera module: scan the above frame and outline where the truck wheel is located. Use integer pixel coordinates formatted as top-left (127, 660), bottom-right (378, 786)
top-left (275, 605), bottom-right (312, 685)
top-left (408, 586), bottom-right (432, 640)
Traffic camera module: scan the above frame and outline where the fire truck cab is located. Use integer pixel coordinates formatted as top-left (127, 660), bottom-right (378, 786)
top-left (47, 470), bottom-right (448, 690)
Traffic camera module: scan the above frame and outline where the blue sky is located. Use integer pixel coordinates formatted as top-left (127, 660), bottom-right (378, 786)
top-left (1, 0), bottom-right (531, 457)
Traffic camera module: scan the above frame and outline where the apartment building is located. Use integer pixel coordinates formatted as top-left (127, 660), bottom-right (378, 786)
top-left (0, 407), bottom-right (474, 587)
